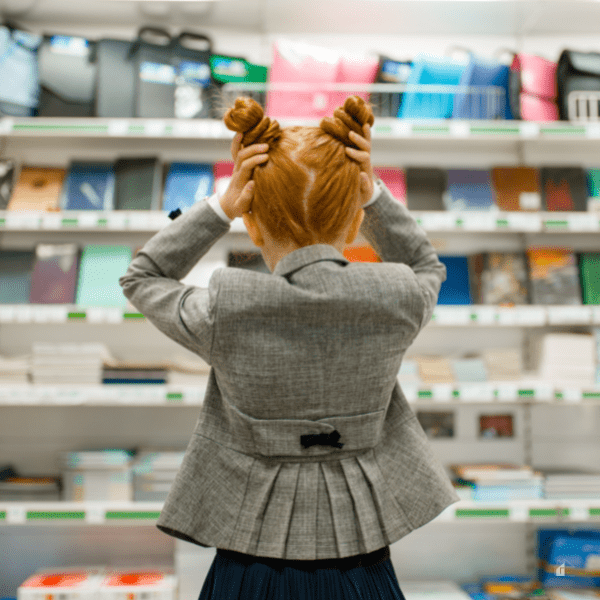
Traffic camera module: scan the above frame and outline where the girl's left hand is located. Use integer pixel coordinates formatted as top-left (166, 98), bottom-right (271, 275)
top-left (219, 132), bottom-right (269, 220)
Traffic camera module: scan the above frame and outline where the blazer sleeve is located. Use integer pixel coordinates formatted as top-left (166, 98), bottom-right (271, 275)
top-left (360, 179), bottom-right (446, 331)
top-left (118, 198), bottom-right (231, 364)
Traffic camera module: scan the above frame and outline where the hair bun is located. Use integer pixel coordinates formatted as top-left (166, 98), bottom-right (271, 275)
top-left (320, 96), bottom-right (375, 148)
top-left (223, 96), bottom-right (281, 147)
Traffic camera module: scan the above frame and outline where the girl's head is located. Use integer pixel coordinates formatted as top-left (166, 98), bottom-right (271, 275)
top-left (223, 95), bottom-right (375, 249)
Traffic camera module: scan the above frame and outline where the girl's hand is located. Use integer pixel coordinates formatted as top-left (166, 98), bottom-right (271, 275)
top-left (345, 123), bottom-right (374, 205)
top-left (219, 132), bottom-right (269, 220)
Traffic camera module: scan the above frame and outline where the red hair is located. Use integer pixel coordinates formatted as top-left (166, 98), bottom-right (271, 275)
top-left (223, 96), bottom-right (375, 247)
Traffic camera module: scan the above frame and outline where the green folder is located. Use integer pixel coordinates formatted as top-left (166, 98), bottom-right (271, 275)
top-left (580, 253), bottom-right (600, 305)
top-left (588, 169), bottom-right (600, 198)
top-left (76, 245), bottom-right (132, 308)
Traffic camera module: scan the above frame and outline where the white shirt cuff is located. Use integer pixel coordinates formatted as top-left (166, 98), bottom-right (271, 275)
top-left (206, 191), bottom-right (233, 223)
top-left (362, 178), bottom-right (383, 208)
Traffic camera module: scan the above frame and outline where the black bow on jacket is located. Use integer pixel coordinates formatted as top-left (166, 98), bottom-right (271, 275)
top-left (300, 429), bottom-right (344, 449)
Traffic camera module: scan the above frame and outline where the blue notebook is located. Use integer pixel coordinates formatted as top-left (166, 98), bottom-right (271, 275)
top-left (437, 255), bottom-right (473, 305)
top-left (75, 245), bottom-right (132, 308)
top-left (61, 162), bottom-right (115, 210)
top-left (0, 249), bottom-right (36, 303)
top-left (444, 169), bottom-right (496, 211)
top-left (162, 162), bottom-right (214, 214)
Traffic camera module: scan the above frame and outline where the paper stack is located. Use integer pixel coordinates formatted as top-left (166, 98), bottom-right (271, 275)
top-left (0, 353), bottom-right (30, 383)
top-left (416, 356), bottom-right (455, 383)
top-left (482, 348), bottom-right (522, 381)
top-left (538, 333), bottom-right (595, 385)
top-left (132, 449), bottom-right (185, 502)
top-left (538, 467), bottom-right (600, 499)
top-left (31, 342), bottom-right (115, 385)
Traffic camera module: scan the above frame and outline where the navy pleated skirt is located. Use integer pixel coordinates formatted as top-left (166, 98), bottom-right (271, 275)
top-left (198, 545), bottom-right (408, 600)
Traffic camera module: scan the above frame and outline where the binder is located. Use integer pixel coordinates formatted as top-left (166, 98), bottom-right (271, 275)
top-left (491, 167), bottom-right (541, 211)
top-left (541, 167), bottom-right (589, 211)
top-left (527, 247), bottom-right (582, 305)
top-left (114, 158), bottom-right (162, 210)
top-left (437, 255), bottom-right (473, 305)
top-left (29, 243), bottom-right (80, 304)
top-left (162, 163), bottom-right (214, 214)
top-left (444, 169), bottom-right (496, 211)
top-left (0, 159), bottom-right (16, 209)
top-left (8, 166), bottom-right (66, 212)
top-left (75, 245), bottom-right (132, 308)
top-left (406, 167), bottom-right (447, 210)
top-left (0, 249), bottom-right (36, 304)
top-left (60, 162), bottom-right (115, 211)
top-left (580, 253), bottom-right (600, 305)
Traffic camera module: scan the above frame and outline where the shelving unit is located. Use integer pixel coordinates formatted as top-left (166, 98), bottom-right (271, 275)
top-left (2, 0), bottom-right (600, 598)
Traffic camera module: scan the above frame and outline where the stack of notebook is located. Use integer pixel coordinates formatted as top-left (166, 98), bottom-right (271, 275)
top-left (0, 475), bottom-right (61, 501)
top-left (0, 353), bottom-right (30, 383)
top-left (131, 449), bottom-right (185, 502)
top-left (31, 342), bottom-right (114, 385)
top-left (482, 348), bottom-right (523, 381)
top-left (415, 356), bottom-right (455, 383)
top-left (537, 333), bottom-right (596, 385)
top-left (538, 467), bottom-right (600, 499)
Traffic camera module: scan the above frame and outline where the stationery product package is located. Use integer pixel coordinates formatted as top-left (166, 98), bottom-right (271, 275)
top-left (114, 158), bottom-right (162, 210)
top-left (95, 38), bottom-right (136, 117)
top-left (29, 243), bottom-right (80, 304)
top-left (61, 162), bottom-right (115, 211)
top-left (437, 255), bottom-right (473, 305)
top-left (406, 167), bottom-right (447, 210)
top-left (491, 167), bottom-right (541, 211)
top-left (481, 252), bottom-right (530, 305)
top-left (162, 162), bottom-right (214, 214)
top-left (444, 169), bottom-right (496, 210)
top-left (527, 247), bottom-right (582, 305)
top-left (8, 166), bottom-right (66, 212)
top-left (541, 166), bottom-right (589, 211)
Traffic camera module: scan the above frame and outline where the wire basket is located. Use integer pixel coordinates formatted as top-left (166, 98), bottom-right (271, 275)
top-left (214, 82), bottom-right (508, 121)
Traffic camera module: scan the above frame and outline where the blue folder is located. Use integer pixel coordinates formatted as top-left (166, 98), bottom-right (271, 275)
top-left (163, 162), bottom-right (214, 214)
top-left (452, 55), bottom-right (512, 120)
top-left (444, 169), bottom-right (496, 211)
top-left (399, 55), bottom-right (465, 119)
top-left (437, 255), bottom-right (473, 305)
top-left (61, 162), bottom-right (115, 210)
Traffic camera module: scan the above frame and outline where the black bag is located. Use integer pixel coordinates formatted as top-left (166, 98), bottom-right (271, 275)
top-left (557, 50), bottom-right (600, 120)
top-left (129, 27), bottom-right (177, 118)
top-left (37, 34), bottom-right (97, 117)
top-left (95, 38), bottom-right (137, 117)
top-left (171, 31), bottom-right (213, 119)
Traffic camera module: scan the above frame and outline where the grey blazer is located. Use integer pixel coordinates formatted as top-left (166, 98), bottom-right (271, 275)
top-left (118, 180), bottom-right (461, 561)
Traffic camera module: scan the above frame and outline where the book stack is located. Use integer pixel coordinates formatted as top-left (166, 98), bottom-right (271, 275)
top-left (0, 476), bottom-right (61, 501)
top-left (131, 449), bottom-right (185, 502)
top-left (31, 342), bottom-right (114, 385)
top-left (537, 467), bottom-right (600, 499)
top-left (0, 353), bottom-right (30, 383)
top-left (415, 356), bottom-right (455, 383)
top-left (102, 361), bottom-right (169, 384)
top-left (482, 348), bottom-right (523, 381)
top-left (537, 333), bottom-right (596, 385)
top-left (449, 463), bottom-right (544, 502)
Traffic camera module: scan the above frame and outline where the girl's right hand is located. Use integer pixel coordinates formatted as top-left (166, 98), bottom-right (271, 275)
top-left (345, 123), bottom-right (374, 206)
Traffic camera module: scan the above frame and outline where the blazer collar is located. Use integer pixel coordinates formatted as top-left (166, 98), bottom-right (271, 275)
top-left (272, 244), bottom-right (349, 278)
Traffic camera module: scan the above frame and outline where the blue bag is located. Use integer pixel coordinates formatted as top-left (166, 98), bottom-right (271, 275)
top-left (453, 54), bottom-right (513, 120)
top-left (398, 55), bottom-right (465, 119)
top-left (0, 26), bottom-right (42, 116)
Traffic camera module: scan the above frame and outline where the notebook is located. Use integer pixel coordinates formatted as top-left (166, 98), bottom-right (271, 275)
top-left (491, 167), bottom-right (541, 211)
top-left (438, 255), bottom-right (473, 305)
top-left (114, 158), bottom-right (161, 210)
top-left (29, 243), bottom-right (80, 304)
top-left (0, 249), bottom-right (36, 303)
top-left (527, 247), bottom-right (582, 305)
top-left (163, 162), bottom-right (214, 214)
top-left (7, 166), bottom-right (66, 212)
top-left (444, 169), bottom-right (496, 211)
top-left (75, 245), bottom-right (132, 307)
top-left (406, 167), bottom-right (447, 211)
top-left (0, 159), bottom-right (15, 209)
top-left (213, 161), bottom-right (234, 199)
top-left (541, 167), bottom-right (588, 211)
top-left (480, 252), bottom-right (530, 305)
top-left (373, 167), bottom-right (406, 204)
top-left (60, 162), bottom-right (115, 211)
top-left (580, 253), bottom-right (600, 305)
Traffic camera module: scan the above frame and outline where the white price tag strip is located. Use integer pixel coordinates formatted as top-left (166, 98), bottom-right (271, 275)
top-left (515, 306), bottom-right (546, 326)
top-left (78, 212), bottom-right (100, 228)
top-left (496, 307), bottom-right (518, 325)
top-left (128, 212), bottom-right (152, 230)
top-left (144, 120), bottom-right (166, 136)
top-left (507, 213), bottom-right (541, 231)
top-left (108, 120), bottom-right (130, 136)
top-left (450, 122), bottom-right (470, 138)
top-left (461, 213), bottom-right (496, 231)
top-left (520, 122), bottom-right (540, 138)
top-left (586, 123), bottom-right (600, 139)
top-left (41, 213), bottom-right (61, 229)
top-left (107, 213), bottom-right (128, 230)
top-left (433, 306), bottom-right (471, 325)
top-left (547, 306), bottom-right (591, 325)
top-left (0, 117), bottom-right (14, 134)
top-left (471, 306), bottom-right (497, 325)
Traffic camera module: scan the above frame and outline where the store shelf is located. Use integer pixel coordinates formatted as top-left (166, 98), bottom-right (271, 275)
top-left (2, 117), bottom-right (600, 141)
top-left (0, 499), bottom-right (598, 525)
top-left (1, 304), bottom-right (597, 326)
top-left (1, 381), bottom-right (600, 405)
top-left (1, 210), bottom-right (599, 233)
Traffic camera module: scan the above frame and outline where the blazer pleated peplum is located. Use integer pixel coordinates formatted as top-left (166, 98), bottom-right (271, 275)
top-left (118, 178), bottom-right (462, 560)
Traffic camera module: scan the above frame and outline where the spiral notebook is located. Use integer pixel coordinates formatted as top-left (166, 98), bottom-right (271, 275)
top-left (29, 243), bottom-right (80, 304)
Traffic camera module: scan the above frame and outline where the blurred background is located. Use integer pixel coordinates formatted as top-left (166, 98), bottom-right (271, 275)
top-left (1, 1), bottom-right (600, 599)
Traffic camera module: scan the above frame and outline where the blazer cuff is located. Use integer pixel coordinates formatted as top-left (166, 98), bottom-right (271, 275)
top-left (362, 178), bottom-right (383, 208)
top-left (206, 192), bottom-right (233, 224)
